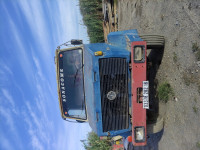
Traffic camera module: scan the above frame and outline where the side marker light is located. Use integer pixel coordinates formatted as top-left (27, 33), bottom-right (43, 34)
top-left (95, 51), bottom-right (103, 56)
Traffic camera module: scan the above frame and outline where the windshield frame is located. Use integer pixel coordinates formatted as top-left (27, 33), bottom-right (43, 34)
top-left (55, 46), bottom-right (87, 121)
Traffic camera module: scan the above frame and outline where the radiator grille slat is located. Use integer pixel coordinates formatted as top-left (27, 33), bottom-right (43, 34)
top-left (99, 58), bottom-right (129, 132)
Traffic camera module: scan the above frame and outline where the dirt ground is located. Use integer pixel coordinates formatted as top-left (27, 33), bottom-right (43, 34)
top-left (117, 0), bottom-right (200, 150)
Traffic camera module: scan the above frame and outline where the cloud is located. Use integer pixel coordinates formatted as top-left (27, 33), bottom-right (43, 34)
top-left (23, 98), bottom-right (53, 150)
top-left (0, 4), bottom-right (36, 85)
top-left (14, 0), bottom-right (82, 80)
top-left (17, 0), bottom-right (51, 54)
top-left (30, 133), bottom-right (44, 150)
top-left (23, 94), bottom-right (72, 150)
top-left (23, 101), bottom-right (49, 150)
top-left (0, 135), bottom-right (14, 150)
top-left (1, 89), bottom-right (14, 106)
top-left (23, 110), bottom-right (45, 150)
top-left (0, 63), bottom-right (13, 87)
top-left (6, 18), bottom-right (35, 84)
top-left (0, 106), bottom-right (16, 132)
top-left (22, 68), bottom-right (57, 150)
top-left (13, 0), bottom-right (54, 76)
top-left (57, 0), bottom-right (78, 39)
top-left (32, 54), bottom-right (45, 81)
top-left (0, 106), bottom-right (23, 150)
top-left (45, 0), bottom-right (81, 44)
top-left (53, 123), bottom-right (71, 150)
top-left (0, 57), bottom-right (54, 150)
top-left (0, 1), bottom-right (91, 150)
top-left (0, 64), bottom-right (13, 76)
top-left (1, 89), bottom-right (18, 114)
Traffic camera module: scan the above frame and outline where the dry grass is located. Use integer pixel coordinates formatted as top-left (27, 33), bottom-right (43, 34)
top-left (194, 97), bottom-right (197, 103)
top-left (196, 141), bottom-right (200, 149)
top-left (182, 70), bottom-right (200, 94)
top-left (192, 42), bottom-right (199, 52)
top-left (193, 106), bottom-right (198, 114)
top-left (182, 72), bottom-right (196, 86)
top-left (196, 50), bottom-right (200, 61)
top-left (173, 52), bottom-right (177, 63)
top-left (192, 42), bottom-right (200, 61)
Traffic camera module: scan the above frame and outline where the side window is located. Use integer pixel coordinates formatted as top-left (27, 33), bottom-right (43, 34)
top-left (134, 46), bottom-right (145, 63)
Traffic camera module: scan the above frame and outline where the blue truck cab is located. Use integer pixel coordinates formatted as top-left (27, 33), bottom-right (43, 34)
top-left (83, 29), bottom-right (143, 137)
top-left (55, 29), bottom-right (164, 146)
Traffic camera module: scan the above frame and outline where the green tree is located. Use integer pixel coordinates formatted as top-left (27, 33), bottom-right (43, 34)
top-left (79, 0), bottom-right (104, 43)
top-left (81, 132), bottom-right (111, 150)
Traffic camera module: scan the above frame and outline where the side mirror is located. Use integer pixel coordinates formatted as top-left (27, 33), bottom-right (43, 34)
top-left (71, 39), bottom-right (83, 45)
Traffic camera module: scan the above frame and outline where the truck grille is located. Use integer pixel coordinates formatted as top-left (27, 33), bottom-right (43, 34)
top-left (99, 58), bottom-right (129, 132)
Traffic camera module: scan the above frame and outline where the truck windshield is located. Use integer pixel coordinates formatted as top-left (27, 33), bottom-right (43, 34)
top-left (58, 48), bottom-right (86, 120)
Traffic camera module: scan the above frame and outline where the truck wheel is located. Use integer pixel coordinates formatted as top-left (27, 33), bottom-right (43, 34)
top-left (127, 142), bottom-right (134, 150)
top-left (139, 35), bottom-right (165, 49)
top-left (147, 116), bottom-right (164, 134)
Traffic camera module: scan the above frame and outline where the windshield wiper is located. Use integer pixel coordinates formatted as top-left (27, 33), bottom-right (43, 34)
top-left (81, 98), bottom-right (85, 111)
top-left (74, 64), bottom-right (84, 84)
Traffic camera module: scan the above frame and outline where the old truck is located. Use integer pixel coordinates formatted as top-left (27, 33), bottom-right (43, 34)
top-left (55, 29), bottom-right (164, 147)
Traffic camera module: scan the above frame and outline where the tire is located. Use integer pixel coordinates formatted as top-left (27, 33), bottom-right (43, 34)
top-left (139, 35), bottom-right (165, 49)
top-left (147, 116), bottom-right (164, 134)
top-left (127, 142), bottom-right (134, 150)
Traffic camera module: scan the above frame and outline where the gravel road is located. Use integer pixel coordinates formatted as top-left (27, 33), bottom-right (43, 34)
top-left (117, 0), bottom-right (200, 150)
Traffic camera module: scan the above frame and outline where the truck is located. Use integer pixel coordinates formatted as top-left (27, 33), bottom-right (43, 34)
top-left (55, 29), bottom-right (164, 148)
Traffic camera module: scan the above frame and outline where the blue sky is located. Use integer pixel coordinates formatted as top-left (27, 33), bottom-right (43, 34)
top-left (0, 0), bottom-right (91, 150)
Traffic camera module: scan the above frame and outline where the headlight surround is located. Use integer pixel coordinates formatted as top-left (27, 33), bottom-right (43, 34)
top-left (134, 126), bottom-right (145, 142)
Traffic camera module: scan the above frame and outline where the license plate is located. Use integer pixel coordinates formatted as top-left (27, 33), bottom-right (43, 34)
top-left (143, 81), bottom-right (149, 109)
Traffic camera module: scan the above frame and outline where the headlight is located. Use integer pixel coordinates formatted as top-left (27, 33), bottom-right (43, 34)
top-left (134, 127), bottom-right (145, 142)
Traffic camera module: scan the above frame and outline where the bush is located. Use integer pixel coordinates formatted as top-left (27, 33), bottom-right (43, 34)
top-left (79, 0), bottom-right (104, 43)
top-left (157, 82), bottom-right (173, 103)
top-left (82, 132), bottom-right (111, 150)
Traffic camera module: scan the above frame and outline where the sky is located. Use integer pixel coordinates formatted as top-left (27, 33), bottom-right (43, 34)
top-left (0, 0), bottom-right (91, 150)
